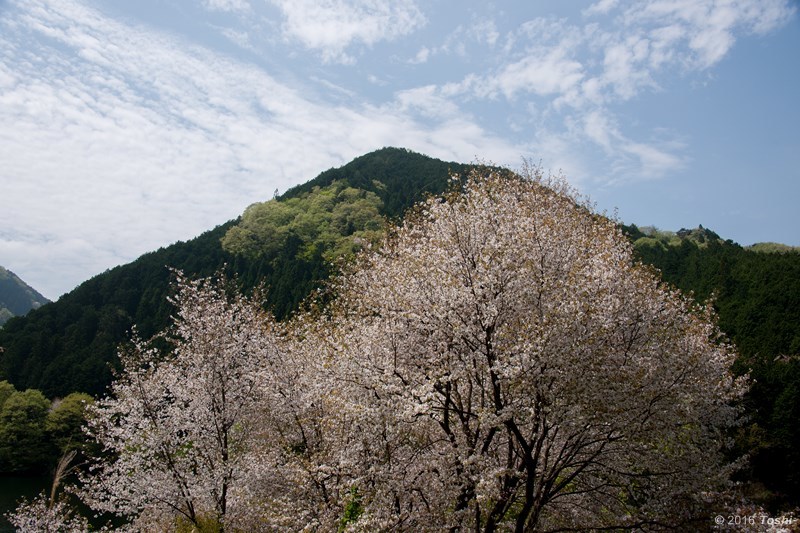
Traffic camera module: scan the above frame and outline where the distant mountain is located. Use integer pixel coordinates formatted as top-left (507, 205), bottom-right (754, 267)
top-left (747, 242), bottom-right (800, 253)
top-left (0, 148), bottom-right (471, 397)
top-left (0, 266), bottom-right (49, 326)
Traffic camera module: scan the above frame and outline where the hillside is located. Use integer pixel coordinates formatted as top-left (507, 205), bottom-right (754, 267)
top-left (0, 266), bottom-right (49, 327)
top-left (623, 223), bottom-right (800, 505)
top-left (0, 150), bottom-right (798, 506)
top-left (0, 148), bottom-right (470, 397)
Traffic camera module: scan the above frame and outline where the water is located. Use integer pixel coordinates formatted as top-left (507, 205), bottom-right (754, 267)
top-left (0, 475), bottom-right (49, 532)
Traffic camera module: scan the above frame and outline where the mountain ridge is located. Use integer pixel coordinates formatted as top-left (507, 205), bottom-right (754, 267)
top-left (0, 266), bottom-right (49, 327)
top-left (0, 148), bottom-right (471, 397)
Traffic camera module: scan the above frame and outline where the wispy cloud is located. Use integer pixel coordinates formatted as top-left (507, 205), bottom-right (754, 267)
top-left (584, 0), bottom-right (620, 17)
top-left (268, 0), bottom-right (426, 63)
top-left (618, 0), bottom-right (796, 69)
top-left (203, 0), bottom-right (250, 13)
top-left (0, 0), bottom-right (518, 297)
top-left (415, 0), bottom-right (794, 181)
top-left (408, 46), bottom-right (430, 64)
top-left (0, 0), bottom-right (796, 296)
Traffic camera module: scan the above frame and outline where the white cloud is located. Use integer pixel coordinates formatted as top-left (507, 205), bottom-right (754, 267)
top-left (581, 109), bottom-right (686, 180)
top-left (409, 46), bottom-right (429, 64)
top-left (449, 18), bottom-right (587, 101)
top-left (620, 0), bottom-right (796, 69)
top-left (411, 17), bottom-right (499, 64)
top-left (430, 0), bottom-right (793, 186)
top-left (218, 26), bottom-right (253, 50)
top-left (395, 85), bottom-right (460, 119)
top-left (619, 140), bottom-right (685, 179)
top-left (0, 0), bottom-right (520, 298)
top-left (473, 19), bottom-right (499, 47)
top-left (1, 0), bottom-right (795, 297)
top-left (268, 0), bottom-right (426, 63)
top-left (599, 34), bottom-right (656, 99)
top-left (583, 109), bottom-right (615, 151)
top-left (203, 0), bottom-right (250, 13)
top-left (489, 49), bottom-right (585, 99)
top-left (438, 25), bottom-right (468, 57)
top-left (584, 0), bottom-right (620, 17)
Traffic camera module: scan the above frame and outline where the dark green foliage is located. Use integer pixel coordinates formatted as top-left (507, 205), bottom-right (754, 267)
top-left (0, 388), bottom-right (51, 472)
top-left (0, 148), bottom-right (467, 398)
top-left (0, 222), bottom-right (235, 397)
top-left (0, 383), bottom-right (93, 475)
top-left (625, 224), bottom-right (800, 507)
top-left (0, 266), bottom-right (49, 327)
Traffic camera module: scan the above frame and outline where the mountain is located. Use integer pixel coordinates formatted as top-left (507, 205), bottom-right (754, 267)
top-left (624, 223), bottom-right (800, 359)
top-left (623, 222), bottom-right (800, 505)
top-left (1, 148), bottom-right (798, 505)
top-left (0, 148), bottom-right (471, 398)
top-left (0, 266), bottom-right (49, 327)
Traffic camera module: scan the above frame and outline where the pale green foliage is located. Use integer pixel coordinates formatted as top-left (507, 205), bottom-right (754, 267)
top-left (636, 226), bottom-right (681, 246)
top-left (633, 235), bottom-right (669, 250)
top-left (747, 242), bottom-right (800, 253)
top-left (635, 225), bottom-right (723, 249)
top-left (221, 180), bottom-right (385, 262)
top-left (0, 380), bottom-right (15, 408)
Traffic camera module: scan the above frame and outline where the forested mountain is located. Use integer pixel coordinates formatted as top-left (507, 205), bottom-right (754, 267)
top-left (623, 223), bottom-right (800, 506)
top-left (0, 148), bottom-right (798, 507)
top-left (0, 148), bottom-right (470, 397)
top-left (0, 266), bottom-right (49, 327)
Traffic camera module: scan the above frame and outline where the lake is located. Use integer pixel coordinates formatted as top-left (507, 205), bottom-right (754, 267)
top-left (0, 475), bottom-right (49, 532)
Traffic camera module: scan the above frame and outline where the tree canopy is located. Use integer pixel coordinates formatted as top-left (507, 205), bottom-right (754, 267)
top-left (79, 272), bottom-right (283, 531)
top-left (295, 167), bottom-right (744, 530)
top-left (0, 148), bottom-right (798, 512)
top-left (39, 168), bottom-right (747, 531)
top-left (221, 180), bottom-right (385, 262)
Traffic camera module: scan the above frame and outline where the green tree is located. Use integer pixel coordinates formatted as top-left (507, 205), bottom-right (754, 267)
top-left (221, 180), bottom-right (384, 263)
top-left (0, 380), bottom-right (16, 408)
top-left (0, 389), bottom-right (52, 472)
top-left (46, 392), bottom-right (94, 456)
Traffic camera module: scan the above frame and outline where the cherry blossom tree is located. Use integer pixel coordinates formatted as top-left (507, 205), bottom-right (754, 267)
top-left (78, 272), bottom-right (282, 531)
top-left (6, 493), bottom-right (88, 533)
top-left (38, 165), bottom-right (746, 531)
top-left (312, 166), bottom-right (745, 531)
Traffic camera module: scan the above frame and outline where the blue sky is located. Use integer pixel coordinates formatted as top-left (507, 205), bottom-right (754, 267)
top-left (1, 0), bottom-right (798, 299)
